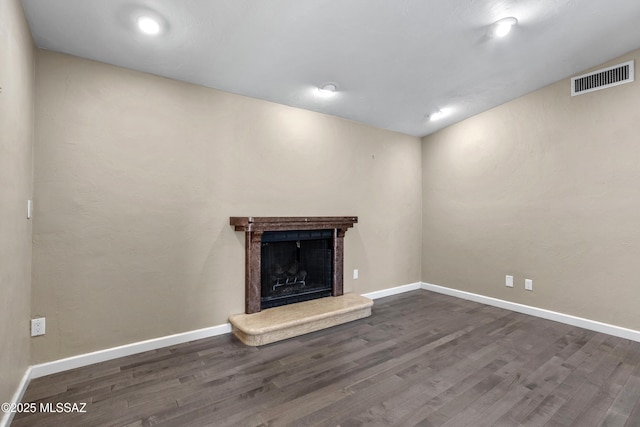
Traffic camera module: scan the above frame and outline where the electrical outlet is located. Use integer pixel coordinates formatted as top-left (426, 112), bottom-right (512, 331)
top-left (31, 317), bottom-right (46, 336)
top-left (525, 279), bottom-right (533, 291)
top-left (353, 269), bottom-right (359, 279)
top-left (505, 275), bottom-right (513, 288)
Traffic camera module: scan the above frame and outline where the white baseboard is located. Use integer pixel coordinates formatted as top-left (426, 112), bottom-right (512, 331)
top-left (28, 285), bottom-right (421, 379)
top-left (1, 367), bottom-right (32, 427)
top-left (20, 280), bottom-right (640, 391)
top-left (421, 282), bottom-right (640, 343)
top-left (362, 282), bottom-right (422, 300)
top-left (28, 284), bottom-right (422, 380)
top-left (31, 323), bottom-right (231, 379)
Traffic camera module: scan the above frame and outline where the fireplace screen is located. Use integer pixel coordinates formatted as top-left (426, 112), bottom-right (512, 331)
top-left (260, 229), bottom-right (333, 309)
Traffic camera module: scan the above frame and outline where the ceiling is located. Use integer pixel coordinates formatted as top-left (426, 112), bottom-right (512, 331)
top-left (20, 0), bottom-right (640, 137)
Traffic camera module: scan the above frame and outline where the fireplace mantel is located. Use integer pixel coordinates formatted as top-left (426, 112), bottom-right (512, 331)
top-left (230, 216), bottom-right (358, 313)
top-left (230, 216), bottom-right (358, 233)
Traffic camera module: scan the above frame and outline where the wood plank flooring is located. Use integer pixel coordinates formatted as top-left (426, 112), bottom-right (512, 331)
top-left (13, 290), bottom-right (640, 426)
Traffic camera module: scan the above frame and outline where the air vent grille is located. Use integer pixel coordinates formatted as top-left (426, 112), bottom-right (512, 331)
top-left (571, 60), bottom-right (634, 96)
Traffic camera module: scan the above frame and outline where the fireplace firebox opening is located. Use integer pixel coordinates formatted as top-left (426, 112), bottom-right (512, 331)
top-left (261, 230), bottom-right (333, 309)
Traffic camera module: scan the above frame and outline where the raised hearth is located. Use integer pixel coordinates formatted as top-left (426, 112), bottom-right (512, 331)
top-left (229, 293), bottom-right (373, 346)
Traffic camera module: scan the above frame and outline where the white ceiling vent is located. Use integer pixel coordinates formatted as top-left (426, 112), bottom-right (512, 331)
top-left (571, 60), bottom-right (634, 96)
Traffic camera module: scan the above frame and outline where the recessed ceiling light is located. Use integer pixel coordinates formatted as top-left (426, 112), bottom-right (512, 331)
top-left (489, 17), bottom-right (518, 38)
top-left (137, 16), bottom-right (161, 35)
top-left (428, 109), bottom-right (448, 121)
top-left (317, 83), bottom-right (337, 96)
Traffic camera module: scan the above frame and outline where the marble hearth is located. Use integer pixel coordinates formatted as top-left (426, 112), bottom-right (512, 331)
top-left (229, 293), bottom-right (373, 346)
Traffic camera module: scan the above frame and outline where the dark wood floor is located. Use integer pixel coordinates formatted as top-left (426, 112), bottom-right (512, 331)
top-left (14, 290), bottom-right (640, 426)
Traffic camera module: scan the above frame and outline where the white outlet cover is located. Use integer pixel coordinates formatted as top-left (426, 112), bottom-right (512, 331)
top-left (353, 269), bottom-right (359, 279)
top-left (525, 279), bottom-right (533, 291)
top-left (31, 317), bottom-right (46, 336)
top-left (506, 275), bottom-right (513, 288)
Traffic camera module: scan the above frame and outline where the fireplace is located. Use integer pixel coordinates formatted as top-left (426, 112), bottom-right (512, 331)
top-left (230, 217), bottom-right (358, 313)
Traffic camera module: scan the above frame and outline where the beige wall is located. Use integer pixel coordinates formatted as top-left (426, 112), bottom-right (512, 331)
top-left (422, 48), bottom-right (640, 330)
top-left (0, 0), bottom-right (34, 407)
top-left (31, 27), bottom-right (640, 366)
top-left (32, 50), bottom-right (422, 363)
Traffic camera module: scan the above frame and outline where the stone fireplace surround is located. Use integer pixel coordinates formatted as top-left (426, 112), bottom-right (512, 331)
top-left (228, 216), bottom-right (373, 346)
top-left (229, 216), bottom-right (359, 314)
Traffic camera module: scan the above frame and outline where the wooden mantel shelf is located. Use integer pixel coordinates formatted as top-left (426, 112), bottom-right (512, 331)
top-left (230, 216), bottom-right (358, 314)
top-left (230, 216), bottom-right (358, 232)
